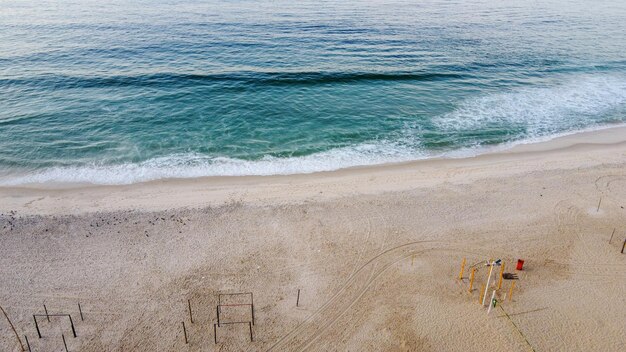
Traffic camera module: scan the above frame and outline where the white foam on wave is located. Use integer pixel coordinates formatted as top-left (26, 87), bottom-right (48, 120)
top-left (0, 141), bottom-right (424, 185)
top-left (435, 75), bottom-right (626, 133)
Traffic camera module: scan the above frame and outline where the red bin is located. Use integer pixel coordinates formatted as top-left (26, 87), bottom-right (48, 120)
top-left (516, 259), bottom-right (524, 270)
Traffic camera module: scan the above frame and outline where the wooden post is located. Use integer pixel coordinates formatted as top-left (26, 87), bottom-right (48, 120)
top-left (213, 323), bottom-right (217, 344)
top-left (62, 334), bottom-right (69, 352)
top-left (0, 304), bottom-right (25, 351)
top-left (622, 238), bottom-right (626, 254)
top-left (482, 264), bottom-right (495, 306)
top-left (487, 290), bottom-right (497, 314)
top-left (458, 258), bottom-right (466, 280)
top-left (33, 316), bottom-right (41, 338)
top-left (249, 322), bottom-right (253, 342)
top-left (182, 322), bottom-right (188, 344)
top-left (497, 263), bottom-right (505, 290)
top-left (468, 268), bottom-right (476, 293)
top-left (251, 293), bottom-right (255, 325)
top-left (187, 299), bottom-right (193, 324)
top-left (24, 335), bottom-right (31, 352)
top-left (508, 281), bottom-right (516, 301)
top-left (479, 284), bottom-right (485, 304)
top-left (78, 302), bottom-right (84, 321)
top-left (216, 306), bottom-right (220, 327)
top-left (609, 228), bottom-right (615, 244)
top-left (44, 304), bottom-right (50, 322)
top-left (68, 315), bottom-right (77, 338)
top-left (296, 289), bottom-right (301, 307)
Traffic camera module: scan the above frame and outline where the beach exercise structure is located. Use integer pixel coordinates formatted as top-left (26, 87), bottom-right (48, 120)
top-left (215, 292), bottom-right (255, 344)
top-left (33, 313), bottom-right (77, 338)
top-left (458, 258), bottom-right (518, 308)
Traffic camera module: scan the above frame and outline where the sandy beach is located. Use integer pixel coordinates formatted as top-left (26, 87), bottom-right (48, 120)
top-left (1, 126), bottom-right (625, 351)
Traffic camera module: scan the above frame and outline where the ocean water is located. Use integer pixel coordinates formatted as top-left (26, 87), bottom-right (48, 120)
top-left (1, 0), bottom-right (625, 185)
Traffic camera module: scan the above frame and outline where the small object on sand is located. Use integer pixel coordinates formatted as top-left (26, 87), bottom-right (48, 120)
top-left (485, 259), bottom-right (501, 266)
top-left (516, 259), bottom-right (524, 270)
top-left (503, 273), bottom-right (518, 280)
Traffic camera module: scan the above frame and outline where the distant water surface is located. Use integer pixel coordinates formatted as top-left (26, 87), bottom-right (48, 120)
top-left (1, 0), bottom-right (625, 184)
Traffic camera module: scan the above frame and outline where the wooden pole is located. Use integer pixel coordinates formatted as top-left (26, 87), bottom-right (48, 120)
top-left (296, 289), bottom-right (301, 307)
top-left (597, 197), bottom-right (602, 212)
top-left (497, 263), bottom-right (505, 290)
top-left (487, 290), bottom-right (497, 314)
top-left (622, 238), bottom-right (626, 254)
top-left (78, 302), bottom-right (84, 321)
top-left (33, 315), bottom-right (42, 338)
top-left (251, 293), bottom-right (255, 326)
top-left (187, 299), bottom-right (193, 324)
top-left (0, 304), bottom-right (25, 351)
top-left (482, 264), bottom-right (495, 306)
top-left (44, 304), bottom-right (50, 322)
top-left (24, 335), bottom-right (31, 352)
top-left (182, 322), bottom-right (188, 344)
top-left (609, 228), bottom-right (615, 244)
top-left (468, 268), bottom-right (476, 293)
top-left (479, 284), bottom-right (485, 304)
top-left (458, 258), bottom-right (466, 280)
top-left (249, 322), bottom-right (254, 342)
top-left (62, 334), bottom-right (69, 352)
top-left (508, 281), bottom-right (516, 301)
top-left (213, 323), bottom-right (218, 344)
top-left (68, 315), bottom-right (77, 338)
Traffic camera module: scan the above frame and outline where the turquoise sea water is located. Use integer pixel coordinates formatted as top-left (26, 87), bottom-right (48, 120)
top-left (1, 0), bottom-right (625, 185)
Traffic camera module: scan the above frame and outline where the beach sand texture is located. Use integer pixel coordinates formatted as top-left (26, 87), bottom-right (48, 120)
top-left (1, 128), bottom-right (625, 351)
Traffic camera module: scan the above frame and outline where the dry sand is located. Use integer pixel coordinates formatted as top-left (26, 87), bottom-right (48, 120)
top-left (1, 127), bottom-right (625, 351)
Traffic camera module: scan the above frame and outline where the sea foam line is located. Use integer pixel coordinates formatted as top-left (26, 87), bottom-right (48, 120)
top-left (0, 141), bottom-right (424, 185)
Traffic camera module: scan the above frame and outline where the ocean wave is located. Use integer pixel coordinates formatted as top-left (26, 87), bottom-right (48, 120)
top-left (0, 141), bottom-right (423, 185)
top-left (2, 74), bottom-right (625, 186)
top-left (0, 71), bottom-right (467, 90)
top-left (434, 75), bottom-right (626, 133)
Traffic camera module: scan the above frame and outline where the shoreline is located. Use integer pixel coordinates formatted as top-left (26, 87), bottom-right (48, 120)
top-left (1, 123), bottom-right (625, 190)
top-left (1, 125), bottom-right (626, 215)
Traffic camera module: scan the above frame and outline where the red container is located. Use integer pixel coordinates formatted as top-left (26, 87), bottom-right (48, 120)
top-left (516, 259), bottom-right (524, 270)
